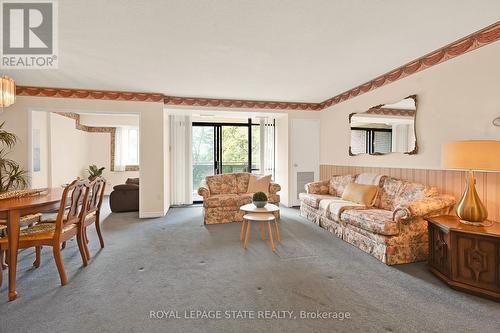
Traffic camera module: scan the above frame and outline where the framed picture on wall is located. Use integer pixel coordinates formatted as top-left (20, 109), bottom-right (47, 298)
top-left (33, 129), bottom-right (41, 172)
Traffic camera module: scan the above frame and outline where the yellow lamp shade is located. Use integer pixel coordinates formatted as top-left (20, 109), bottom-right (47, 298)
top-left (442, 140), bottom-right (500, 171)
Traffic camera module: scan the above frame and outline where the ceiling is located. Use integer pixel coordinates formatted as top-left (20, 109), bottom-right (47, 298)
top-left (4, 0), bottom-right (500, 103)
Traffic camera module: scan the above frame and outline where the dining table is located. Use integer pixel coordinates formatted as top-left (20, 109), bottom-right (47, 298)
top-left (0, 188), bottom-right (64, 301)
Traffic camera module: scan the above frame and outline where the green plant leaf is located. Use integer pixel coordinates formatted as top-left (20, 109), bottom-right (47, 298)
top-left (252, 191), bottom-right (268, 202)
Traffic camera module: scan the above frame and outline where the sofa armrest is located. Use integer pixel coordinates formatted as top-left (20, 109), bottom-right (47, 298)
top-left (197, 180), bottom-right (211, 199)
top-left (305, 180), bottom-right (329, 194)
top-left (393, 195), bottom-right (456, 223)
top-left (269, 182), bottom-right (281, 194)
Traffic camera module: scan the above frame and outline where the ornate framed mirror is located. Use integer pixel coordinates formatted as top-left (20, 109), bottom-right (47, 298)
top-left (349, 95), bottom-right (418, 156)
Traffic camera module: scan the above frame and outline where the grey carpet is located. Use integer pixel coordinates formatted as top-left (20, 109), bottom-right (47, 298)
top-left (0, 202), bottom-right (499, 333)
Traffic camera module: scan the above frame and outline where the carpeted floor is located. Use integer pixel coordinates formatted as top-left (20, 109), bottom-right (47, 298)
top-left (0, 203), bottom-right (499, 333)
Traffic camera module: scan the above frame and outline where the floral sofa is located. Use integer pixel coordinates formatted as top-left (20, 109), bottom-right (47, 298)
top-left (299, 174), bottom-right (455, 265)
top-left (198, 173), bottom-right (281, 225)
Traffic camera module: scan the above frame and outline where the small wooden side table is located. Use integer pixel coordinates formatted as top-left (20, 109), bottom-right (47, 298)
top-left (240, 203), bottom-right (280, 252)
top-left (242, 213), bottom-right (277, 251)
top-left (426, 215), bottom-right (500, 301)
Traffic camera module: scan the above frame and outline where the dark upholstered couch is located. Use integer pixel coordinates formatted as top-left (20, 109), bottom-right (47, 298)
top-left (110, 178), bottom-right (139, 213)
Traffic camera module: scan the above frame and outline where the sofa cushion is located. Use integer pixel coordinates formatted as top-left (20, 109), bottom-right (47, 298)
top-left (376, 178), bottom-right (404, 211)
top-left (203, 194), bottom-right (252, 208)
top-left (299, 193), bottom-right (337, 208)
top-left (329, 175), bottom-right (356, 196)
top-left (206, 174), bottom-right (238, 195)
top-left (340, 209), bottom-right (399, 236)
top-left (323, 199), bottom-right (366, 222)
top-left (235, 173), bottom-right (250, 193)
top-left (393, 182), bottom-right (438, 208)
top-left (376, 177), bottom-right (437, 211)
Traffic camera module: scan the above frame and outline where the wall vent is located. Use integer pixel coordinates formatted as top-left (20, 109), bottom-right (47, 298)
top-left (297, 172), bottom-right (314, 199)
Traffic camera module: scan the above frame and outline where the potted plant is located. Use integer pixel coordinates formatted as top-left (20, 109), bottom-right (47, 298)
top-left (252, 191), bottom-right (268, 208)
top-left (0, 122), bottom-right (28, 192)
top-left (87, 165), bottom-right (105, 181)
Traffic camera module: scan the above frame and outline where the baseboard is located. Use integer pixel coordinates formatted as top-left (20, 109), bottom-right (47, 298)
top-left (139, 211), bottom-right (166, 219)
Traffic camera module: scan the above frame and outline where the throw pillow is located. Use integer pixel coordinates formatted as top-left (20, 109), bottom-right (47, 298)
top-left (247, 174), bottom-right (272, 194)
top-left (341, 183), bottom-right (378, 206)
top-left (329, 175), bottom-right (356, 196)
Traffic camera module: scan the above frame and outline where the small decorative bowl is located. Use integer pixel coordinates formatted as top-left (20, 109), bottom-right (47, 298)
top-left (253, 201), bottom-right (267, 208)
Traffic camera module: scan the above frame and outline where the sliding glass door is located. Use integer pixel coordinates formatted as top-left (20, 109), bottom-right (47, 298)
top-left (192, 119), bottom-right (273, 202)
top-left (192, 125), bottom-right (215, 200)
top-left (221, 125), bottom-right (249, 173)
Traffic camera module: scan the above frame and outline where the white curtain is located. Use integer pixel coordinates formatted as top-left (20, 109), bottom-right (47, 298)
top-left (260, 117), bottom-right (275, 178)
top-left (169, 115), bottom-right (193, 205)
top-left (114, 127), bottom-right (127, 171)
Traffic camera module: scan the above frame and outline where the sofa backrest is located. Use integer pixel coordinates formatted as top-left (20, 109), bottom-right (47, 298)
top-left (205, 172), bottom-right (254, 195)
top-left (327, 173), bottom-right (438, 211)
top-left (376, 177), bottom-right (438, 211)
top-left (328, 175), bottom-right (356, 197)
top-left (235, 173), bottom-right (250, 193)
top-left (206, 174), bottom-right (238, 195)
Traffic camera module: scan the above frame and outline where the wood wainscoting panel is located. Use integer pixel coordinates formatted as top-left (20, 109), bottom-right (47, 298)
top-left (320, 165), bottom-right (500, 222)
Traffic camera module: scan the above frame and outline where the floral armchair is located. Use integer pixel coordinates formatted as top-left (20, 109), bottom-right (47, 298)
top-left (198, 173), bottom-right (281, 225)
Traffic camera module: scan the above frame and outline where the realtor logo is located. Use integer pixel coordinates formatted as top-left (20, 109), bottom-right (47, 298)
top-left (1, 0), bottom-right (58, 68)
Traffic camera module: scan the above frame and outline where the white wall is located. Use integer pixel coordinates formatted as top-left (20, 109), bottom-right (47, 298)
top-left (79, 113), bottom-right (140, 127)
top-left (48, 113), bottom-right (89, 187)
top-left (320, 41), bottom-right (500, 169)
top-left (30, 111), bottom-right (50, 188)
top-left (30, 112), bottom-right (139, 193)
top-left (0, 96), bottom-right (169, 218)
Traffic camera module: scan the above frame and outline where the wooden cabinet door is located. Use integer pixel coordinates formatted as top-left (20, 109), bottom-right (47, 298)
top-left (451, 232), bottom-right (500, 292)
top-left (428, 223), bottom-right (450, 276)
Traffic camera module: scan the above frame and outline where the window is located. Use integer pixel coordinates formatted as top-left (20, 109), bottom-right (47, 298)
top-left (351, 127), bottom-right (392, 154)
top-left (126, 128), bottom-right (139, 165)
top-left (114, 127), bottom-right (140, 171)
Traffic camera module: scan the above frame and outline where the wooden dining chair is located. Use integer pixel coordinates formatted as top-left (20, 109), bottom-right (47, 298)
top-left (0, 213), bottom-right (43, 269)
top-left (0, 179), bottom-right (91, 288)
top-left (80, 177), bottom-right (106, 263)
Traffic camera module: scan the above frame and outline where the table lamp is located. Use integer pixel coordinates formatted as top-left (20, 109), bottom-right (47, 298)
top-left (442, 140), bottom-right (500, 226)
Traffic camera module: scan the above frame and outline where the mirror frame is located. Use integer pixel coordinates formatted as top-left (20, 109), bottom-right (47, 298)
top-left (348, 94), bottom-right (418, 156)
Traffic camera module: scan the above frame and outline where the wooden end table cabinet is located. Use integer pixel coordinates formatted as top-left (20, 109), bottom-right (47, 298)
top-left (426, 215), bottom-right (500, 301)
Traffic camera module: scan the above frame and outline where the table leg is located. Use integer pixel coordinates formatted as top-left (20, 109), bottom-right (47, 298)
top-left (240, 220), bottom-right (247, 241)
top-left (7, 209), bottom-right (20, 301)
top-left (267, 222), bottom-right (275, 252)
top-left (274, 220), bottom-right (281, 242)
top-left (244, 222), bottom-right (251, 249)
top-left (260, 222), bottom-right (266, 240)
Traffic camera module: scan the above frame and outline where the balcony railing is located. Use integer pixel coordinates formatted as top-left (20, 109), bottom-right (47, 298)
top-left (192, 162), bottom-right (260, 194)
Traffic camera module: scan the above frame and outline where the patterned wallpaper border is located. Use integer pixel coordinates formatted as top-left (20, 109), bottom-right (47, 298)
top-left (15, 21), bottom-right (500, 111)
top-left (318, 21), bottom-right (500, 109)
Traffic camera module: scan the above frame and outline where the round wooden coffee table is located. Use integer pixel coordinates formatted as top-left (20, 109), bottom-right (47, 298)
top-left (240, 203), bottom-right (280, 252)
